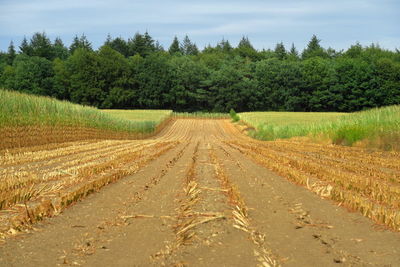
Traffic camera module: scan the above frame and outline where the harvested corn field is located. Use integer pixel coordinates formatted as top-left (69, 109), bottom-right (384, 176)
top-left (0, 119), bottom-right (399, 266)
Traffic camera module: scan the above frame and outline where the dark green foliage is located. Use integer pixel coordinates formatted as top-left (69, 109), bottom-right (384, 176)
top-left (135, 52), bottom-right (175, 108)
top-left (0, 33), bottom-right (399, 112)
top-left (53, 37), bottom-right (69, 60)
top-left (208, 57), bottom-right (258, 112)
top-left (302, 34), bottom-right (328, 59)
top-left (237, 36), bottom-right (254, 49)
top-left (301, 57), bottom-right (338, 111)
top-left (274, 42), bottom-right (287, 60)
top-left (181, 35), bottom-right (199, 56)
top-left (29, 32), bottom-right (54, 60)
top-left (97, 46), bottom-right (131, 107)
top-left (332, 57), bottom-right (375, 111)
top-left (374, 58), bottom-right (400, 106)
top-left (7, 41), bottom-right (16, 65)
top-left (169, 36), bottom-right (182, 55)
top-left (217, 39), bottom-right (233, 53)
top-left (154, 41), bottom-right (164, 52)
top-left (128, 32), bottom-right (156, 57)
top-left (5, 55), bottom-right (54, 96)
top-left (69, 34), bottom-right (92, 54)
top-left (0, 52), bottom-right (8, 72)
top-left (288, 43), bottom-right (299, 61)
top-left (255, 58), bottom-right (304, 111)
top-left (235, 36), bottom-right (259, 60)
top-left (63, 48), bottom-right (104, 106)
top-left (168, 55), bottom-right (208, 111)
top-left (104, 36), bottom-right (130, 57)
top-left (52, 58), bottom-right (69, 99)
top-left (19, 37), bottom-right (32, 55)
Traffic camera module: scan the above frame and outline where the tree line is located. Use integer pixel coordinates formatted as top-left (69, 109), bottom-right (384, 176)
top-left (0, 32), bottom-right (399, 112)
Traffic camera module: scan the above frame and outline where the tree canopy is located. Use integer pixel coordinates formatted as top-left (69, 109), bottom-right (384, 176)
top-left (1, 32), bottom-right (399, 112)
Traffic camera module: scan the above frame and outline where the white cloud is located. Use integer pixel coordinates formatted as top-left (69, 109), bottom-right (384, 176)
top-left (188, 18), bottom-right (301, 36)
top-left (175, 1), bottom-right (380, 16)
top-left (176, 4), bottom-right (314, 16)
top-left (0, 0), bottom-right (398, 50)
top-left (1, 0), bottom-right (107, 12)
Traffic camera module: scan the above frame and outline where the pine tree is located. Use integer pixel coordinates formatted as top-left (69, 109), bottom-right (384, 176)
top-left (236, 36), bottom-right (258, 60)
top-left (169, 36), bottom-right (181, 55)
top-left (289, 43), bottom-right (298, 56)
top-left (288, 43), bottom-right (299, 60)
top-left (302, 34), bottom-right (327, 59)
top-left (143, 31), bottom-right (155, 52)
top-left (105, 34), bottom-right (112, 46)
top-left (181, 35), bottom-right (199, 55)
top-left (79, 34), bottom-right (92, 50)
top-left (103, 35), bottom-right (130, 57)
top-left (237, 36), bottom-right (254, 50)
top-left (30, 32), bottom-right (54, 60)
top-left (7, 41), bottom-right (16, 65)
top-left (53, 37), bottom-right (69, 60)
top-left (128, 33), bottom-right (145, 56)
top-left (217, 39), bottom-right (232, 52)
top-left (128, 32), bottom-right (155, 57)
top-left (190, 43), bottom-right (199, 55)
top-left (202, 44), bottom-right (215, 53)
top-left (113, 37), bottom-right (130, 57)
top-left (345, 42), bottom-right (363, 58)
top-left (307, 35), bottom-right (321, 51)
top-left (154, 41), bottom-right (164, 52)
top-left (274, 42), bottom-right (287, 60)
top-left (69, 35), bottom-right (80, 54)
top-left (19, 36), bottom-right (33, 55)
top-left (69, 34), bottom-right (92, 54)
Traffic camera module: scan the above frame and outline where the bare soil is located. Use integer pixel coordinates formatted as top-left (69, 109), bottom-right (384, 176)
top-left (0, 119), bottom-right (399, 266)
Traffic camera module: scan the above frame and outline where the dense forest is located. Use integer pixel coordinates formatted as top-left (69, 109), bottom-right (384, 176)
top-left (0, 32), bottom-right (399, 112)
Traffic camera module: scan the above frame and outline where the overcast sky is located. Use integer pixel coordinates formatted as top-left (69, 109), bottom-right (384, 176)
top-left (0, 0), bottom-right (398, 52)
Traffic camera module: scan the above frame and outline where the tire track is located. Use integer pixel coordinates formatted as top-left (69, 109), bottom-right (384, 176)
top-left (209, 145), bottom-right (279, 267)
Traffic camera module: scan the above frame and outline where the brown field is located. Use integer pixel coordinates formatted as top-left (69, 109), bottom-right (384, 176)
top-left (0, 119), bottom-right (399, 266)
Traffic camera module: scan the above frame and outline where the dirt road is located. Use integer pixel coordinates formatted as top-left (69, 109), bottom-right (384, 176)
top-left (1, 119), bottom-right (399, 266)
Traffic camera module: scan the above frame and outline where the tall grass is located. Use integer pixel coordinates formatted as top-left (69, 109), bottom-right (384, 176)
top-left (241, 106), bottom-right (400, 149)
top-left (0, 90), bottom-right (166, 133)
top-left (173, 111), bottom-right (229, 119)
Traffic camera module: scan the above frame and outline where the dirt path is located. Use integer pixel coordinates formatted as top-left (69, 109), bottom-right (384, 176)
top-left (0, 119), bottom-right (399, 266)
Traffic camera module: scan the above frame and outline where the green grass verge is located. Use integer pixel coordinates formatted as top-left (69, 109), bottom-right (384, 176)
top-left (0, 90), bottom-right (168, 133)
top-left (240, 106), bottom-right (400, 149)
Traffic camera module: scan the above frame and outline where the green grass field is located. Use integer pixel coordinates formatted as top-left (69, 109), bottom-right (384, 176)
top-left (0, 90), bottom-right (168, 133)
top-left (103, 109), bottom-right (172, 124)
top-left (240, 106), bottom-right (400, 150)
top-left (240, 112), bottom-right (345, 128)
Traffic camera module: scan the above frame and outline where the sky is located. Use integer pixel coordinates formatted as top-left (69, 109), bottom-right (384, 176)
top-left (0, 0), bottom-right (399, 52)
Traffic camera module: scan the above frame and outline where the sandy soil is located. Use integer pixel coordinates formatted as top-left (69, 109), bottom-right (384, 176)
top-left (0, 119), bottom-right (399, 266)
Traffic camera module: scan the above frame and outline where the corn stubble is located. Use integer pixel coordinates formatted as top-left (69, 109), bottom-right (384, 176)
top-left (0, 139), bottom-right (178, 238)
top-left (226, 139), bottom-right (400, 231)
